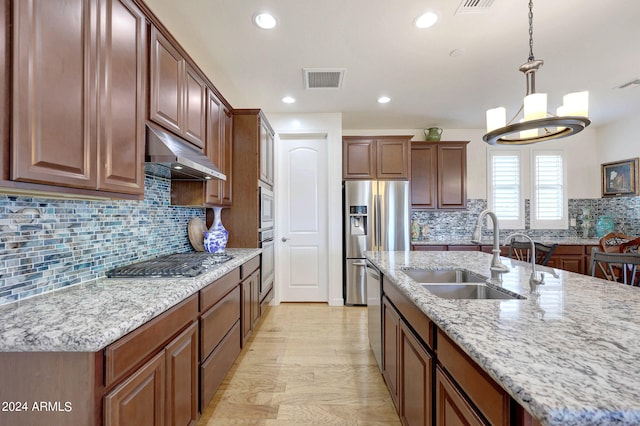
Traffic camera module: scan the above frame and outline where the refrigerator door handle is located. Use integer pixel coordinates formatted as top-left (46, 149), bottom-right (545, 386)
top-left (352, 261), bottom-right (367, 267)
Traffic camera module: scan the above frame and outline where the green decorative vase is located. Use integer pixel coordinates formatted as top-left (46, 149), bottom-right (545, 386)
top-left (595, 216), bottom-right (615, 237)
top-left (425, 127), bottom-right (443, 141)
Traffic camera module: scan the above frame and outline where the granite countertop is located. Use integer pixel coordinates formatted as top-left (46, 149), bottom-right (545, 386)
top-left (365, 250), bottom-right (640, 426)
top-left (411, 237), bottom-right (601, 246)
top-left (0, 248), bottom-right (261, 352)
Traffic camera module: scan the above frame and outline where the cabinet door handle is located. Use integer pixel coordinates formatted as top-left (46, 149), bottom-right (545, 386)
top-left (281, 237), bottom-right (290, 242)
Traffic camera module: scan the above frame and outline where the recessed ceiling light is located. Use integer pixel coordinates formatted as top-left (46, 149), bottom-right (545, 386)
top-left (254, 13), bottom-right (277, 29)
top-left (282, 96), bottom-right (296, 104)
top-left (415, 12), bottom-right (439, 29)
top-left (378, 96), bottom-right (391, 104)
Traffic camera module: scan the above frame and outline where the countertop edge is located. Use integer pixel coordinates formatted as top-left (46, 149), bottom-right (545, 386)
top-left (0, 248), bottom-right (261, 352)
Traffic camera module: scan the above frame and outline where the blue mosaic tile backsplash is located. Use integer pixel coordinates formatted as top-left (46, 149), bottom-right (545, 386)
top-left (411, 197), bottom-right (640, 241)
top-left (0, 175), bottom-right (205, 306)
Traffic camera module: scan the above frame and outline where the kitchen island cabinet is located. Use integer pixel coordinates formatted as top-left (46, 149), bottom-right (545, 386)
top-left (0, 248), bottom-right (261, 426)
top-left (4, 0), bottom-right (146, 198)
top-left (366, 250), bottom-right (640, 425)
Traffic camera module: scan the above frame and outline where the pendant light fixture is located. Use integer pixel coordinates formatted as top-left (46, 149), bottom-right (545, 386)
top-left (483, 0), bottom-right (590, 145)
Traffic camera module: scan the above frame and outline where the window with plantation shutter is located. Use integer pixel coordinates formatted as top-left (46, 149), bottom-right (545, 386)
top-left (531, 150), bottom-right (567, 229)
top-left (487, 150), bottom-right (524, 229)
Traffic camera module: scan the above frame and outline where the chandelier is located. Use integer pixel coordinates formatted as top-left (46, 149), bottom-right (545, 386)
top-left (482, 0), bottom-right (590, 145)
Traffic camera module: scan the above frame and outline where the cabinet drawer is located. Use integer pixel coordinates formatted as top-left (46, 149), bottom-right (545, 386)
top-left (412, 245), bottom-right (447, 251)
top-left (200, 285), bottom-right (241, 359)
top-left (200, 268), bottom-right (240, 312)
top-left (241, 256), bottom-right (260, 279)
top-left (553, 245), bottom-right (584, 255)
top-left (200, 320), bottom-right (241, 408)
top-left (437, 330), bottom-right (509, 425)
top-left (383, 278), bottom-right (433, 350)
top-left (105, 294), bottom-right (198, 387)
top-left (448, 245), bottom-right (480, 251)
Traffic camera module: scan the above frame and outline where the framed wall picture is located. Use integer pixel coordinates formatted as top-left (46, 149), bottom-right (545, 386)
top-left (601, 157), bottom-right (639, 197)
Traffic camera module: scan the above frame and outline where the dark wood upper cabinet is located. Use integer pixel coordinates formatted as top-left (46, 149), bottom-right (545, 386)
top-left (12, 0), bottom-right (96, 189)
top-left (377, 138), bottom-right (410, 179)
top-left (205, 90), bottom-right (232, 206)
top-left (149, 26), bottom-right (182, 135)
top-left (410, 141), bottom-right (468, 210)
top-left (98, 0), bottom-right (147, 194)
top-left (184, 65), bottom-right (207, 150)
top-left (259, 118), bottom-right (274, 186)
top-left (343, 136), bottom-right (411, 180)
top-left (343, 138), bottom-right (375, 179)
top-left (150, 26), bottom-right (206, 151)
top-left (10, 0), bottom-right (145, 195)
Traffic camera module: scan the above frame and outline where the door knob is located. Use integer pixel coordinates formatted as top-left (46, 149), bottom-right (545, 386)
top-left (281, 237), bottom-right (290, 242)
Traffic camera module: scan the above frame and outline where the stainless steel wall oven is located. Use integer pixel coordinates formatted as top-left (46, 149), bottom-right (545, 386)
top-left (259, 230), bottom-right (274, 299)
top-left (259, 184), bottom-right (274, 230)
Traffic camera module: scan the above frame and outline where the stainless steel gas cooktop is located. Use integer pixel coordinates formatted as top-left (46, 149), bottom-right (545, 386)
top-left (106, 252), bottom-right (233, 278)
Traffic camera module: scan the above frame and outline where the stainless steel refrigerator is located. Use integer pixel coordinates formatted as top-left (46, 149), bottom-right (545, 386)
top-left (343, 180), bottom-right (410, 305)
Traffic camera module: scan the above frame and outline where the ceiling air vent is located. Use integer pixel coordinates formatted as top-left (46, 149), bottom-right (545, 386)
top-left (303, 68), bottom-right (345, 89)
top-left (455, 0), bottom-right (495, 14)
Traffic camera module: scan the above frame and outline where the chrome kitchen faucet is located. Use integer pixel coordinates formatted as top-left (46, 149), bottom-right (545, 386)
top-left (471, 210), bottom-right (510, 281)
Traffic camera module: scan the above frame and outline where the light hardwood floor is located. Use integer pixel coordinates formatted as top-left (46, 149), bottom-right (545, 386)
top-left (198, 303), bottom-right (401, 425)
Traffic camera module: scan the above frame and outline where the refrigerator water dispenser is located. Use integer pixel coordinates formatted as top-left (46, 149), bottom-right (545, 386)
top-left (350, 215), bottom-right (367, 236)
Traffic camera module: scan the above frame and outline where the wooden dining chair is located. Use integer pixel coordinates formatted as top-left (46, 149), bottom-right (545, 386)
top-left (508, 238), bottom-right (558, 266)
top-left (620, 237), bottom-right (640, 254)
top-left (598, 232), bottom-right (634, 253)
top-left (590, 247), bottom-right (640, 285)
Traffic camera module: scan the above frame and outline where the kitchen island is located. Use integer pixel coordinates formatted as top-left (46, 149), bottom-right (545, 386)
top-left (366, 250), bottom-right (640, 425)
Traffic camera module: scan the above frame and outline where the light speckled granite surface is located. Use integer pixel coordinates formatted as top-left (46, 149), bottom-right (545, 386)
top-left (0, 248), bottom-right (260, 352)
top-left (365, 250), bottom-right (640, 426)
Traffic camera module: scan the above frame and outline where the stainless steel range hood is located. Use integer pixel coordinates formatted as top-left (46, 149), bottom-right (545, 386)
top-left (145, 122), bottom-right (226, 181)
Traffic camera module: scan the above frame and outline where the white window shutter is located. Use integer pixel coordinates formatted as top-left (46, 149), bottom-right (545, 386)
top-left (487, 150), bottom-right (524, 229)
top-left (531, 150), bottom-right (567, 229)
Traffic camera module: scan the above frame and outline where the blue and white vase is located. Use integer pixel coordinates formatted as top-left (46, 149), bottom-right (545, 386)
top-left (203, 207), bottom-right (228, 254)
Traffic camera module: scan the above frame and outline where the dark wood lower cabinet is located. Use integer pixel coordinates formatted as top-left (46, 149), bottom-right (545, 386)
top-left (382, 276), bottom-right (540, 426)
top-left (105, 321), bottom-right (199, 426)
top-left (435, 367), bottom-right (484, 426)
top-left (165, 322), bottom-right (199, 426)
top-left (104, 351), bottom-right (166, 426)
top-left (200, 322), bottom-right (241, 409)
top-left (382, 296), bottom-right (400, 409)
top-left (0, 259), bottom-right (261, 425)
top-left (382, 296), bottom-right (433, 426)
top-left (400, 321), bottom-right (433, 426)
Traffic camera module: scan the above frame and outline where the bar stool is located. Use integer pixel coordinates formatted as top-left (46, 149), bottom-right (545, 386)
top-left (508, 237), bottom-right (557, 266)
top-left (590, 247), bottom-right (640, 285)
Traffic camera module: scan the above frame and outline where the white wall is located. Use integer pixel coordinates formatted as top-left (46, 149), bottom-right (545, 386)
top-left (596, 115), bottom-right (640, 163)
top-left (344, 127), bottom-right (601, 199)
top-left (266, 113), bottom-right (344, 306)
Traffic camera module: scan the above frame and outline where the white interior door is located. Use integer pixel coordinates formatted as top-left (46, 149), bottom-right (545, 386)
top-left (277, 134), bottom-right (328, 302)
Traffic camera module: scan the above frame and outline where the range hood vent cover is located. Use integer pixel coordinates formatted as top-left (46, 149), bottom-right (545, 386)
top-left (455, 0), bottom-right (495, 14)
top-left (303, 68), bottom-right (345, 89)
top-left (145, 122), bottom-right (226, 181)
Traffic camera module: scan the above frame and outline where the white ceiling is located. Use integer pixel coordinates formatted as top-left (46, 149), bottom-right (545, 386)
top-left (144, 0), bottom-right (640, 130)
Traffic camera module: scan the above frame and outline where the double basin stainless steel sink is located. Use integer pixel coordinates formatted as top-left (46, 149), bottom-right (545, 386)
top-left (401, 269), bottom-right (525, 300)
